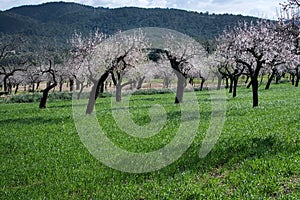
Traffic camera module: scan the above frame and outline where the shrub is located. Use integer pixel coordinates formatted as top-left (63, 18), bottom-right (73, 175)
top-left (49, 92), bottom-right (72, 100)
top-left (6, 93), bottom-right (42, 103)
top-left (4, 92), bottom-right (72, 103)
top-left (132, 89), bottom-right (174, 95)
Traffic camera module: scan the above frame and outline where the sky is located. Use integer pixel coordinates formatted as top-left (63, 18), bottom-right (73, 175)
top-left (0, 0), bottom-right (284, 20)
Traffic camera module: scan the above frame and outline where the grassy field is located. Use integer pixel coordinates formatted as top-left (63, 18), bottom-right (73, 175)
top-left (0, 83), bottom-right (299, 199)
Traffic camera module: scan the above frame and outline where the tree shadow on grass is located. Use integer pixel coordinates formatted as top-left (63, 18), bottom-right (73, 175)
top-left (173, 134), bottom-right (299, 176)
top-left (106, 134), bottom-right (299, 183)
top-left (0, 115), bottom-right (71, 126)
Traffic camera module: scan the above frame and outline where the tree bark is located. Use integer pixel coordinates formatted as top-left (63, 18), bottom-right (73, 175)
top-left (199, 78), bottom-right (205, 91)
top-left (136, 76), bottom-right (145, 90)
top-left (296, 76), bottom-right (299, 87)
top-left (86, 82), bottom-right (98, 114)
top-left (165, 50), bottom-right (188, 104)
top-left (7, 82), bottom-right (12, 94)
top-left (85, 71), bottom-right (110, 114)
top-left (69, 79), bottom-right (74, 92)
top-left (14, 84), bottom-right (19, 94)
top-left (104, 81), bottom-right (108, 91)
top-left (39, 82), bottom-right (57, 109)
top-left (247, 80), bottom-right (252, 89)
top-left (59, 80), bottom-right (63, 92)
top-left (251, 78), bottom-right (259, 107)
top-left (217, 76), bottom-right (222, 90)
top-left (295, 67), bottom-right (299, 87)
top-left (115, 75), bottom-right (123, 102)
top-left (77, 83), bottom-right (84, 100)
top-left (99, 82), bottom-right (105, 97)
top-left (31, 83), bottom-right (35, 93)
top-left (245, 75), bottom-right (250, 84)
top-left (175, 73), bottom-right (186, 104)
top-left (163, 77), bottom-right (171, 88)
top-left (76, 80), bottom-right (80, 90)
top-left (36, 82), bottom-right (40, 90)
top-left (225, 77), bottom-right (229, 89)
top-left (275, 75), bottom-right (281, 84)
top-left (3, 75), bottom-right (9, 93)
top-left (229, 77), bottom-right (233, 93)
top-left (116, 83), bottom-right (122, 102)
top-left (291, 74), bottom-right (295, 85)
top-left (189, 78), bottom-right (194, 86)
top-left (233, 77), bottom-right (238, 98)
top-left (265, 69), bottom-right (276, 90)
top-left (115, 79), bottom-right (135, 102)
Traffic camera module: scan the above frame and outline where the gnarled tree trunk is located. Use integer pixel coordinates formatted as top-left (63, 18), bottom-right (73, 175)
top-left (115, 80), bottom-right (122, 102)
top-left (59, 80), bottom-right (63, 92)
top-left (295, 67), bottom-right (299, 87)
top-left (229, 77), bottom-right (233, 93)
top-left (39, 82), bottom-right (57, 109)
top-left (265, 69), bottom-right (276, 90)
top-left (86, 71), bottom-right (110, 114)
top-left (251, 78), bottom-right (259, 107)
top-left (136, 76), bottom-right (145, 90)
top-left (175, 72), bottom-right (186, 104)
top-left (86, 81), bottom-right (99, 114)
top-left (199, 78), bottom-right (205, 91)
top-left (233, 76), bottom-right (239, 98)
top-left (217, 75), bottom-right (222, 90)
top-left (3, 75), bottom-right (10, 93)
top-left (69, 78), bottom-right (74, 92)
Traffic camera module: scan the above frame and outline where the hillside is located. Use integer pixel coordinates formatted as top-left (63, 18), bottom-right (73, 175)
top-left (0, 2), bottom-right (260, 49)
top-left (0, 11), bottom-right (38, 33)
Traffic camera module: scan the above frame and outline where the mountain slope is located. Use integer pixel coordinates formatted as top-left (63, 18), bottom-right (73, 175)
top-left (0, 11), bottom-right (38, 33)
top-left (7, 2), bottom-right (95, 23)
top-left (0, 2), bottom-right (260, 49)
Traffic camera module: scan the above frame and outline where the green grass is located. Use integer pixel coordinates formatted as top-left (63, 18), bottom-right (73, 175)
top-left (0, 83), bottom-right (299, 199)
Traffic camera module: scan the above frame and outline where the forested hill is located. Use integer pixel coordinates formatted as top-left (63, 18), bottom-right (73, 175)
top-left (0, 2), bottom-right (259, 48)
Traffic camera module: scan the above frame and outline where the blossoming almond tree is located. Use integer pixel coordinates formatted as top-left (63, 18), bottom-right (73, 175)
top-left (70, 30), bottom-right (110, 114)
top-left (206, 53), bottom-right (225, 90)
top-left (163, 33), bottom-right (207, 103)
top-left (217, 20), bottom-right (290, 107)
top-left (0, 35), bottom-right (29, 94)
top-left (134, 61), bottom-right (157, 90)
top-left (208, 52), bottom-right (245, 96)
top-left (8, 70), bottom-right (26, 94)
top-left (154, 60), bottom-right (176, 89)
top-left (70, 29), bottom-right (149, 113)
top-left (281, 0), bottom-right (300, 10)
top-left (147, 48), bottom-right (176, 89)
top-left (107, 30), bottom-right (149, 102)
top-left (38, 52), bottom-right (69, 109)
top-left (25, 65), bottom-right (43, 92)
top-left (188, 62), bottom-right (209, 91)
top-left (279, 0), bottom-right (300, 87)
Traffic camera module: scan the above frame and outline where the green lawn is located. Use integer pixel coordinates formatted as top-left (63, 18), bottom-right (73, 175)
top-left (1, 84), bottom-right (299, 199)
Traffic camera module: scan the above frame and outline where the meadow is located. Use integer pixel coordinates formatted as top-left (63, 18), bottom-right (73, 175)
top-left (0, 83), bottom-right (299, 199)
